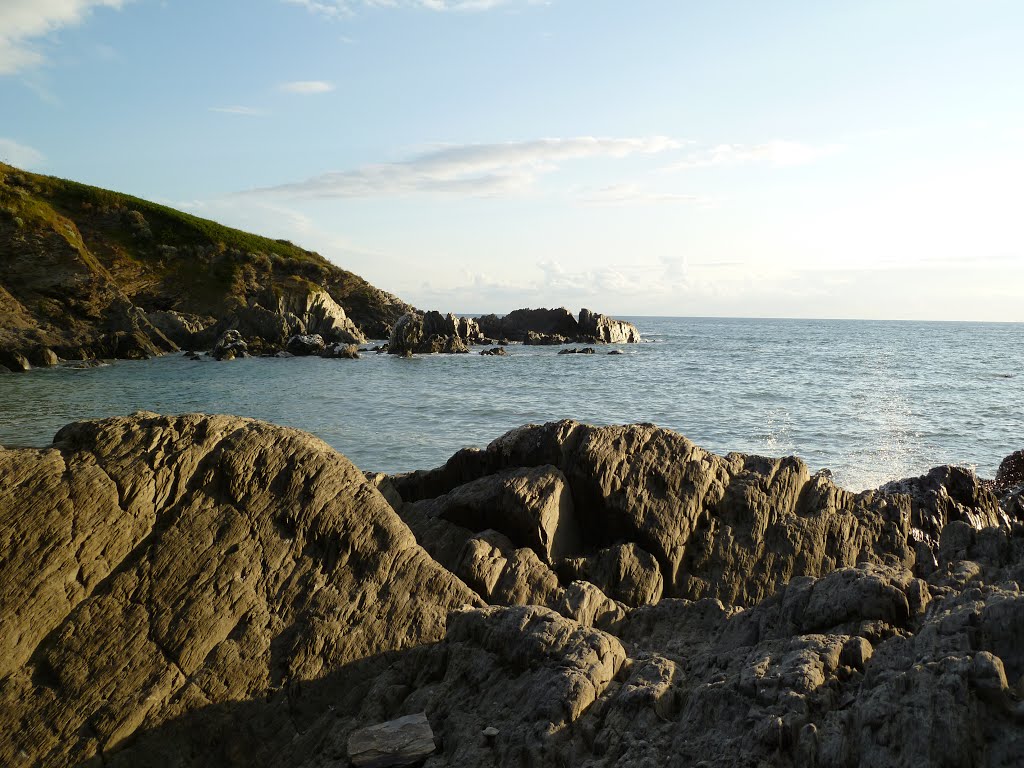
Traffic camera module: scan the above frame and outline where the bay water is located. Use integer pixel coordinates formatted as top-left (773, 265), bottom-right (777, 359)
top-left (1, 317), bottom-right (1020, 491)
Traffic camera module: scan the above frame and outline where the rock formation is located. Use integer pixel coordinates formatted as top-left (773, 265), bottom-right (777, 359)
top-left (0, 163), bottom-right (411, 370)
top-left (1, 414), bottom-right (1022, 767)
top-left (476, 307), bottom-right (641, 346)
top-left (387, 311), bottom-right (482, 356)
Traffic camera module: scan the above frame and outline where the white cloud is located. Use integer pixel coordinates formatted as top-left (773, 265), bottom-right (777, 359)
top-left (665, 140), bottom-right (843, 171)
top-left (251, 136), bottom-right (682, 199)
top-left (0, 137), bottom-right (45, 168)
top-left (279, 80), bottom-right (335, 94)
top-left (0, 0), bottom-right (128, 76)
top-left (579, 183), bottom-right (711, 206)
top-left (209, 105), bottom-right (266, 116)
top-left (283, 0), bottom-right (541, 17)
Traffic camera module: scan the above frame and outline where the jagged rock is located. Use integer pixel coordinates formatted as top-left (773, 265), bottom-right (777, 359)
top-left (390, 421), bottom-right (1009, 606)
top-left (211, 329), bottom-right (248, 360)
top-left (286, 333), bottom-right (326, 356)
top-left (995, 450), bottom-right (1024, 493)
top-left (103, 298), bottom-right (179, 358)
top-left (276, 282), bottom-right (366, 344)
top-left (388, 312), bottom-right (423, 357)
top-left (347, 712), bottom-right (435, 767)
top-left (559, 543), bottom-right (664, 607)
top-left (406, 465), bottom-right (581, 563)
top-left (578, 308), bottom-right (641, 343)
top-left (388, 312), bottom-right (473, 355)
top-left (479, 346), bottom-right (507, 356)
top-left (475, 308), bottom-right (640, 345)
top-left (477, 308), bottom-right (580, 342)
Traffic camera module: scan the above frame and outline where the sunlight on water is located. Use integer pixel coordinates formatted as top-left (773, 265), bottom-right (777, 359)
top-left (1, 317), bottom-right (1021, 490)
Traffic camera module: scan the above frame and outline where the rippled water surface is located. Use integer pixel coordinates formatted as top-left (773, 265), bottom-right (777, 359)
top-left (1, 317), bottom-right (1021, 490)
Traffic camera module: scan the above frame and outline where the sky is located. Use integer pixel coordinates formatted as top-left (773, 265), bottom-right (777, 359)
top-left (1, 0), bottom-right (1022, 321)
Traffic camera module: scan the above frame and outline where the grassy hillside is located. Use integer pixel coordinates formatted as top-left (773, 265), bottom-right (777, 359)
top-left (0, 163), bottom-right (412, 350)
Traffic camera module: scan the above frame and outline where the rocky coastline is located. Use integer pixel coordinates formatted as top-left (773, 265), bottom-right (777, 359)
top-left (1, 164), bottom-right (641, 372)
top-left (0, 163), bottom-right (411, 372)
top-left (385, 307), bottom-right (641, 357)
top-left (1, 413), bottom-right (1022, 766)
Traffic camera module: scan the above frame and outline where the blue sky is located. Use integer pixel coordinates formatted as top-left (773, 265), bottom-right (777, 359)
top-left (2, 0), bottom-right (1022, 320)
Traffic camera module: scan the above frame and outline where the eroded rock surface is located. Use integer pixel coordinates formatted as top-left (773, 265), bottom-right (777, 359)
top-left (0, 413), bottom-right (479, 766)
top-left (1, 415), bottom-right (1022, 768)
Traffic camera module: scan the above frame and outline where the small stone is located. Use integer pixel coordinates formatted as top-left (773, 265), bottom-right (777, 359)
top-left (482, 726), bottom-right (499, 738)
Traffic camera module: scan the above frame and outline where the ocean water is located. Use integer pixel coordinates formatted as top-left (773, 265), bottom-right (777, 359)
top-left (1, 317), bottom-right (1021, 490)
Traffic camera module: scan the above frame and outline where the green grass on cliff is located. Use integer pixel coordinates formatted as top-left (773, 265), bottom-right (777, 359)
top-left (0, 163), bottom-right (411, 331)
top-left (1, 162), bottom-right (322, 264)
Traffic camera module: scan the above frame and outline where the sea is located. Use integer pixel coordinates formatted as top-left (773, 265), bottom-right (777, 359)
top-left (1, 317), bottom-right (1021, 491)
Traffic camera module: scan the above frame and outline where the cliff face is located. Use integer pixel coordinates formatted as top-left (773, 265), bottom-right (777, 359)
top-left (0, 164), bottom-right (412, 368)
top-left (1, 414), bottom-right (1022, 767)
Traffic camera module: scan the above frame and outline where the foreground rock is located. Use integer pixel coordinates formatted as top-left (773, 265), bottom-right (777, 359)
top-left (0, 413), bottom-right (478, 765)
top-left (391, 421), bottom-right (1015, 605)
top-left (2, 414), bottom-right (1023, 767)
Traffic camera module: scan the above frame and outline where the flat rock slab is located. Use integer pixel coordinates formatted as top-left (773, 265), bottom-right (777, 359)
top-left (348, 712), bottom-right (435, 767)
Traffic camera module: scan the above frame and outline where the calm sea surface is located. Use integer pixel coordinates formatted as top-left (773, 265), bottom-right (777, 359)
top-left (1, 317), bottom-right (1021, 491)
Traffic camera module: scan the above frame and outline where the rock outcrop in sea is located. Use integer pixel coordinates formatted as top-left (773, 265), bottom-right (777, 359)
top-left (0, 163), bottom-right (412, 370)
top-left (388, 307), bottom-right (641, 355)
top-left (476, 307), bottom-right (641, 345)
top-left (1, 413), bottom-right (1022, 766)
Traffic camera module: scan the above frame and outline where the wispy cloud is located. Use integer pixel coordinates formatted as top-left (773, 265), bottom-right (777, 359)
top-left (283, 0), bottom-right (543, 18)
top-left (209, 105), bottom-right (266, 116)
top-left (279, 80), bottom-right (335, 94)
top-left (579, 183), bottom-right (711, 206)
top-left (665, 140), bottom-right (843, 172)
top-left (250, 136), bottom-right (682, 199)
top-left (0, 137), bottom-right (45, 168)
top-left (0, 0), bottom-right (129, 76)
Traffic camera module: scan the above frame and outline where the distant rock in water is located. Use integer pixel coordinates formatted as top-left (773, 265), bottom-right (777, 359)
top-left (476, 307), bottom-right (641, 345)
top-left (0, 163), bottom-right (412, 369)
top-left (388, 310), bottom-right (481, 356)
top-left (2, 413), bottom-right (1023, 766)
top-left (578, 307), bottom-right (641, 343)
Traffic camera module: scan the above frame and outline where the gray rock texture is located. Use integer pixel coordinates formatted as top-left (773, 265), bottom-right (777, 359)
top-left (1, 415), bottom-right (1022, 768)
top-left (0, 413), bottom-right (479, 766)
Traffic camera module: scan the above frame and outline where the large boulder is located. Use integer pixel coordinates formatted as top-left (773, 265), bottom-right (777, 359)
top-left (0, 413), bottom-right (479, 766)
